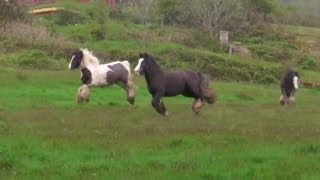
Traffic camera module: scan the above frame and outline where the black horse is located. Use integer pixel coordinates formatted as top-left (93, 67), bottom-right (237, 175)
top-left (280, 69), bottom-right (299, 105)
top-left (134, 53), bottom-right (216, 116)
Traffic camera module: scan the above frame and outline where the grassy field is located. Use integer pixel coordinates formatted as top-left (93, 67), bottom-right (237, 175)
top-left (0, 67), bottom-right (320, 179)
top-left (279, 24), bottom-right (320, 42)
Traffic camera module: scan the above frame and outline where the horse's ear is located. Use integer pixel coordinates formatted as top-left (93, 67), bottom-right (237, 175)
top-left (144, 52), bottom-right (148, 57)
top-left (139, 53), bottom-right (143, 58)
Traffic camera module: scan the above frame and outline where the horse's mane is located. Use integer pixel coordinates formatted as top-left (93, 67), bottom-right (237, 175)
top-left (145, 54), bottom-right (162, 72)
top-left (81, 48), bottom-right (100, 66)
top-left (283, 69), bottom-right (298, 80)
top-left (281, 68), bottom-right (298, 89)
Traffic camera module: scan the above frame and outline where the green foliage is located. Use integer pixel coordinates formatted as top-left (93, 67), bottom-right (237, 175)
top-left (248, 41), bottom-right (297, 63)
top-left (244, 0), bottom-right (277, 15)
top-left (55, 10), bottom-right (84, 26)
top-left (0, 50), bottom-right (64, 70)
top-left (90, 27), bottom-right (106, 41)
top-left (279, 0), bottom-right (320, 27)
top-left (204, 54), bottom-right (281, 83)
top-left (0, 1), bottom-right (28, 24)
top-left (249, 44), bottom-right (275, 61)
top-left (298, 54), bottom-right (317, 70)
top-left (156, 0), bottom-right (196, 27)
top-left (156, 0), bottom-right (180, 25)
top-left (185, 30), bottom-right (226, 51)
top-left (39, 1), bottom-right (109, 41)
top-left (160, 49), bottom-right (283, 83)
top-left (0, 0), bottom-right (319, 84)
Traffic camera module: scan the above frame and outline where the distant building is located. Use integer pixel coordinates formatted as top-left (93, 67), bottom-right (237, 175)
top-left (17, 0), bottom-right (56, 5)
top-left (16, 0), bottom-right (119, 8)
top-left (78, 0), bottom-right (119, 8)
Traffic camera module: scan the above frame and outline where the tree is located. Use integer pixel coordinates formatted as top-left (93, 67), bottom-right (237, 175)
top-left (244, 0), bottom-right (277, 21)
top-left (130, 0), bottom-right (156, 48)
top-left (191, 0), bottom-right (248, 39)
top-left (0, 0), bottom-right (28, 28)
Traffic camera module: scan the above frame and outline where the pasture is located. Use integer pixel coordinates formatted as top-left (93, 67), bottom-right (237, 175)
top-left (0, 67), bottom-right (320, 179)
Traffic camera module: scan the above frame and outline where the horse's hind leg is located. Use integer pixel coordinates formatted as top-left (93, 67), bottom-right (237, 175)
top-left (117, 81), bottom-right (135, 105)
top-left (125, 80), bottom-right (135, 105)
top-left (279, 95), bottom-right (285, 106)
top-left (152, 93), bottom-right (168, 116)
top-left (192, 98), bottom-right (203, 114)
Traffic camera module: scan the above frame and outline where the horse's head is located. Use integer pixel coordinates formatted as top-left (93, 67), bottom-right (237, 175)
top-left (68, 50), bottom-right (84, 70)
top-left (134, 53), bottom-right (148, 75)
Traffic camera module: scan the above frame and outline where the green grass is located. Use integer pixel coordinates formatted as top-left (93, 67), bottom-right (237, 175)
top-left (277, 24), bottom-right (320, 42)
top-left (0, 67), bottom-right (320, 179)
top-left (301, 70), bottom-right (320, 83)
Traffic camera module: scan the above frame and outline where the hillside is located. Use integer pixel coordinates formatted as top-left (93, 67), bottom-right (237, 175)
top-left (0, 0), bottom-right (320, 84)
top-left (281, 0), bottom-right (320, 14)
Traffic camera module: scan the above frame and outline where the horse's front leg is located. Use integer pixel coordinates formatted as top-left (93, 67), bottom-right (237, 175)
top-left (125, 81), bottom-right (135, 105)
top-left (280, 88), bottom-right (289, 106)
top-left (192, 98), bottom-right (203, 114)
top-left (152, 93), bottom-right (168, 116)
top-left (289, 91), bottom-right (296, 105)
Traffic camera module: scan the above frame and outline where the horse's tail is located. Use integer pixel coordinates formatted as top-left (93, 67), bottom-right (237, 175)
top-left (198, 73), bottom-right (216, 104)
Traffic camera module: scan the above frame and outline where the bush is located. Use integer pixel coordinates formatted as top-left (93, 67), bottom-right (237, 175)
top-left (151, 49), bottom-right (283, 83)
top-left (0, 50), bottom-right (64, 70)
top-left (298, 54), bottom-right (317, 70)
top-left (55, 10), bottom-right (84, 26)
top-left (90, 25), bottom-right (107, 41)
top-left (0, 1), bottom-right (29, 26)
top-left (16, 51), bottom-right (53, 69)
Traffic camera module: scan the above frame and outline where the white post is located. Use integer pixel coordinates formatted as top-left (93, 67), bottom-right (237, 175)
top-left (219, 31), bottom-right (229, 44)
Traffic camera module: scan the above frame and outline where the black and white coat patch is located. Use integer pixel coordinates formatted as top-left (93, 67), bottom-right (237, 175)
top-left (78, 61), bottom-right (130, 87)
top-left (280, 70), bottom-right (299, 105)
top-left (68, 49), bottom-right (136, 105)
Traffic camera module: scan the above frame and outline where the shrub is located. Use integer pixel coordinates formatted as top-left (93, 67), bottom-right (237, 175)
top-left (90, 25), bottom-right (107, 41)
top-left (298, 54), bottom-right (317, 70)
top-left (55, 10), bottom-right (84, 26)
top-left (153, 49), bottom-right (283, 83)
top-left (1, 22), bottom-right (52, 42)
top-left (0, 1), bottom-right (29, 26)
top-left (2, 50), bottom-right (64, 70)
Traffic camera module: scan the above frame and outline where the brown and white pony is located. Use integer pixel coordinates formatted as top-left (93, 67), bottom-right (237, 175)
top-left (68, 49), bottom-right (135, 105)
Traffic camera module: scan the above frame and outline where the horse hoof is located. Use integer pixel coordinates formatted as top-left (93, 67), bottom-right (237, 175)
top-left (164, 111), bottom-right (170, 116)
top-left (128, 98), bottom-right (135, 105)
top-left (280, 101), bottom-right (285, 106)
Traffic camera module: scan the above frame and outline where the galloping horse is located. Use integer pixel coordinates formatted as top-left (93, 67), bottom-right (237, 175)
top-left (134, 53), bottom-right (216, 116)
top-left (280, 69), bottom-right (299, 105)
top-left (68, 49), bottom-right (135, 105)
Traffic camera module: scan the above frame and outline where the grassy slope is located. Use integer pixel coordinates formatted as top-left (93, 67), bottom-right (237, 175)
top-left (277, 24), bottom-right (320, 42)
top-left (1, 68), bottom-right (320, 179)
top-left (0, 1), bottom-right (319, 83)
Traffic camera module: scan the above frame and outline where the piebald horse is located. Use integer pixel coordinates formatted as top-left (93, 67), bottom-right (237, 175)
top-left (280, 69), bottom-right (299, 105)
top-left (68, 49), bottom-right (135, 105)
